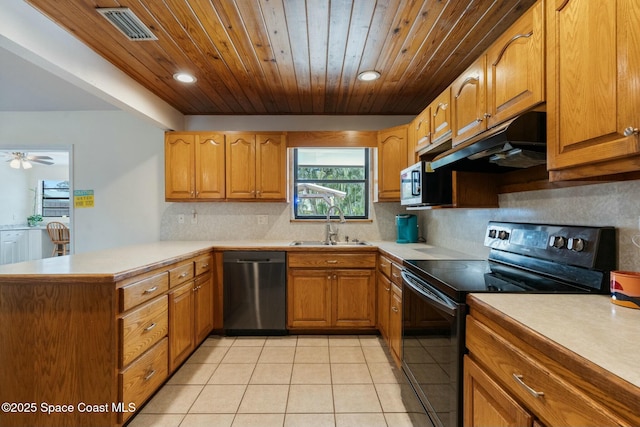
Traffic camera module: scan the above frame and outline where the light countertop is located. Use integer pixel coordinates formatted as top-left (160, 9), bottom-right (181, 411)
top-left (469, 293), bottom-right (640, 389)
top-left (0, 240), bottom-right (476, 278)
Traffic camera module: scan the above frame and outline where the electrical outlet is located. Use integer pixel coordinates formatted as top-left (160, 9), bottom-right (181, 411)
top-left (257, 215), bottom-right (268, 225)
top-left (177, 214), bottom-right (185, 224)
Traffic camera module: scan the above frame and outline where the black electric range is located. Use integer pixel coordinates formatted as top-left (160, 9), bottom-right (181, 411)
top-left (403, 221), bottom-right (617, 303)
top-left (399, 221), bottom-right (617, 427)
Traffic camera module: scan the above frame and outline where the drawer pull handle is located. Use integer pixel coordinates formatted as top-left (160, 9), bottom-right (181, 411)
top-left (201, 263), bottom-right (209, 269)
top-left (392, 273), bottom-right (400, 279)
top-left (179, 272), bottom-right (188, 278)
top-left (385, 287), bottom-right (390, 292)
top-left (143, 286), bottom-right (158, 294)
top-left (326, 260), bottom-right (338, 264)
top-left (144, 322), bottom-right (157, 332)
top-left (144, 369), bottom-right (156, 381)
top-left (391, 306), bottom-right (399, 313)
top-left (513, 374), bottom-right (544, 398)
top-left (380, 263), bottom-right (389, 268)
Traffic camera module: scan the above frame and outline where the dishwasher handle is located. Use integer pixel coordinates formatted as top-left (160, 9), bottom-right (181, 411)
top-left (232, 259), bottom-right (280, 264)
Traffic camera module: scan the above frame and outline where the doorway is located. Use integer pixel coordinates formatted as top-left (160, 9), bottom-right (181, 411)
top-left (0, 146), bottom-right (73, 263)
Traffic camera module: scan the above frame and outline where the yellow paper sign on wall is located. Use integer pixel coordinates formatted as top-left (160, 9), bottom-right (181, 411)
top-left (74, 190), bottom-right (94, 208)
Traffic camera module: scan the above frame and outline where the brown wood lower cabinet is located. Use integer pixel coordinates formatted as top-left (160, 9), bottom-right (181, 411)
top-left (466, 296), bottom-right (636, 427)
top-left (376, 253), bottom-right (403, 365)
top-left (169, 255), bottom-right (214, 372)
top-left (0, 249), bottom-right (215, 427)
top-left (287, 251), bottom-right (376, 330)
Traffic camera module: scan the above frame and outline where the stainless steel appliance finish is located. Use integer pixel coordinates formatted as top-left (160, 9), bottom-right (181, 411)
top-left (400, 221), bottom-right (616, 427)
top-left (223, 251), bottom-right (286, 335)
top-left (400, 161), bottom-right (453, 207)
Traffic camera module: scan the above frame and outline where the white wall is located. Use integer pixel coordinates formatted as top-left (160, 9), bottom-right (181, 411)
top-left (0, 111), bottom-right (165, 253)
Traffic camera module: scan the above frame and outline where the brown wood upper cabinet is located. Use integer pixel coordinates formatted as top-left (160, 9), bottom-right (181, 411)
top-left (226, 133), bottom-right (287, 200)
top-left (165, 132), bottom-right (226, 201)
top-left (452, 0), bottom-right (544, 147)
top-left (413, 87), bottom-right (453, 157)
top-left (452, 55), bottom-right (487, 146)
top-left (546, 0), bottom-right (640, 181)
top-left (377, 124), bottom-right (408, 201)
top-left (486, 0), bottom-right (544, 128)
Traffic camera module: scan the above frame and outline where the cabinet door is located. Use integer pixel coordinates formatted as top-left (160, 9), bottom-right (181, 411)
top-left (165, 133), bottom-right (195, 200)
top-left (486, 0), bottom-right (544, 128)
top-left (377, 125), bottom-right (408, 201)
top-left (452, 56), bottom-right (487, 146)
top-left (194, 274), bottom-right (214, 344)
top-left (547, 0), bottom-right (640, 177)
top-left (332, 269), bottom-right (376, 328)
top-left (0, 230), bottom-right (29, 265)
top-left (389, 287), bottom-right (402, 363)
top-left (169, 281), bottom-right (194, 372)
top-left (430, 87), bottom-right (452, 144)
top-left (464, 355), bottom-right (533, 427)
top-left (256, 133), bottom-right (286, 200)
top-left (377, 272), bottom-right (391, 340)
top-left (196, 133), bottom-right (226, 199)
top-left (287, 269), bottom-right (331, 328)
top-left (226, 134), bottom-right (256, 199)
top-left (413, 107), bottom-right (431, 152)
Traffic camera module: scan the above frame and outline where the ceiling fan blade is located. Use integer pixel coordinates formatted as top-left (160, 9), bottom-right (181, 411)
top-left (31, 159), bottom-right (55, 165)
top-left (26, 155), bottom-right (54, 161)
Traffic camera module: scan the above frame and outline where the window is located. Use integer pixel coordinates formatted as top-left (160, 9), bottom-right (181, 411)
top-left (41, 180), bottom-right (70, 217)
top-left (293, 148), bottom-right (369, 219)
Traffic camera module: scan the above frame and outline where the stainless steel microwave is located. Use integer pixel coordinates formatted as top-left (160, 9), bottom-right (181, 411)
top-left (400, 161), bottom-right (453, 206)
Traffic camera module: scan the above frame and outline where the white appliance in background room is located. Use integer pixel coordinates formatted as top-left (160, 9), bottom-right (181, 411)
top-left (0, 149), bottom-right (72, 264)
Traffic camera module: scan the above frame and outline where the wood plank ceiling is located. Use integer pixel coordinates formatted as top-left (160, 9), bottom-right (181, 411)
top-left (25, 0), bottom-right (536, 115)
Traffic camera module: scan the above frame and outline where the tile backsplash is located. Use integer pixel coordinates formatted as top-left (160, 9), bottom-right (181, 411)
top-left (162, 179), bottom-right (640, 272)
top-left (161, 201), bottom-right (406, 244)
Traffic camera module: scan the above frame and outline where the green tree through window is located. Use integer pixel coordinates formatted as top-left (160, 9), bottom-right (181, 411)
top-left (294, 148), bottom-right (369, 219)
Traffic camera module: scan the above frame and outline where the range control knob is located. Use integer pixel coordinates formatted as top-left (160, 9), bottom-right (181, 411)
top-left (488, 229), bottom-right (497, 239)
top-left (498, 230), bottom-right (510, 240)
top-left (549, 235), bottom-right (566, 249)
top-left (568, 238), bottom-right (586, 252)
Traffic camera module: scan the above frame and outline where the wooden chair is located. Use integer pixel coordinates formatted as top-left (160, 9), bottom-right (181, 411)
top-left (46, 222), bottom-right (70, 256)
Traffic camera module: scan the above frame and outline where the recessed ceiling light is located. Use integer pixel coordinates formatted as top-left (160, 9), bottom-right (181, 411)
top-left (173, 73), bottom-right (197, 83)
top-left (357, 70), bottom-right (381, 82)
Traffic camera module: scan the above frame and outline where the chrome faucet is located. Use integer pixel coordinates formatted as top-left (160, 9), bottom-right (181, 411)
top-left (325, 205), bottom-right (346, 244)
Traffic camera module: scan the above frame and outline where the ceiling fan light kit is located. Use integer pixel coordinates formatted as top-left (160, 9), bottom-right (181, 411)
top-left (6, 152), bottom-right (54, 169)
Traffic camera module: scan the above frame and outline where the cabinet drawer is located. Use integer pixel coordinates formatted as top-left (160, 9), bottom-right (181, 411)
top-left (378, 255), bottom-right (392, 278)
top-left (390, 263), bottom-right (402, 285)
top-left (169, 262), bottom-right (194, 287)
top-left (466, 316), bottom-right (627, 427)
top-left (120, 337), bottom-right (168, 423)
top-left (288, 253), bottom-right (376, 268)
top-left (120, 296), bottom-right (168, 367)
top-left (194, 253), bottom-right (212, 276)
top-left (120, 272), bottom-right (169, 312)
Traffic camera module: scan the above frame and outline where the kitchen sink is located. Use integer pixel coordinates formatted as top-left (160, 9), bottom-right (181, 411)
top-left (289, 240), bottom-right (371, 246)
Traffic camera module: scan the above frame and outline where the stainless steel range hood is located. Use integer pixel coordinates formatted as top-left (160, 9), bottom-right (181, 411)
top-left (430, 111), bottom-right (546, 171)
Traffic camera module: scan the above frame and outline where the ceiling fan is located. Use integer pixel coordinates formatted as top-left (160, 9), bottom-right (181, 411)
top-left (5, 152), bottom-right (54, 169)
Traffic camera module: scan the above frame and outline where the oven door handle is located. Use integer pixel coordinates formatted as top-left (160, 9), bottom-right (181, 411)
top-left (401, 270), bottom-right (457, 316)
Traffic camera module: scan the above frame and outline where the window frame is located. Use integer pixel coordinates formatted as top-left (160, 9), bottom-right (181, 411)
top-left (293, 147), bottom-right (370, 220)
top-left (41, 180), bottom-right (70, 218)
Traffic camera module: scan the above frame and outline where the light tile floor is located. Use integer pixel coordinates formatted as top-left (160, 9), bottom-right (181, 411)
top-left (129, 335), bottom-right (431, 427)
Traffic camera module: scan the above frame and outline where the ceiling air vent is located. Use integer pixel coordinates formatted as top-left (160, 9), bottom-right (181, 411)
top-left (97, 7), bottom-right (157, 41)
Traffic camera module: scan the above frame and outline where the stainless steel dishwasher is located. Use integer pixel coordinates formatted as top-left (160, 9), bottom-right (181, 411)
top-left (223, 251), bottom-right (286, 335)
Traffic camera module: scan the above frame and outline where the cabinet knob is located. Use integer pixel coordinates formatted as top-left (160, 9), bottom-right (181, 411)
top-left (624, 127), bottom-right (639, 137)
top-left (391, 306), bottom-right (399, 313)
